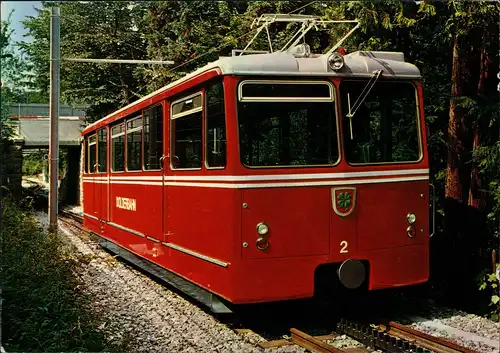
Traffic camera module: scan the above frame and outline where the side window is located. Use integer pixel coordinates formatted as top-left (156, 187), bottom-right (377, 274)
top-left (97, 128), bottom-right (107, 172)
top-left (206, 81), bottom-right (226, 168)
top-left (144, 104), bottom-right (163, 170)
top-left (111, 123), bottom-right (125, 172)
top-left (84, 137), bottom-right (89, 173)
top-left (171, 93), bottom-right (202, 169)
top-left (88, 134), bottom-right (97, 173)
top-left (126, 117), bottom-right (142, 171)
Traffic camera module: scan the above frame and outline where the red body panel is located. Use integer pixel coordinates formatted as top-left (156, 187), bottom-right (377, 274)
top-left (241, 187), bottom-right (330, 259)
top-left (82, 72), bottom-right (430, 304)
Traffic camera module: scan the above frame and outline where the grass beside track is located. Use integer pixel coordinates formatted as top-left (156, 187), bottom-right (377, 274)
top-left (0, 196), bottom-right (130, 352)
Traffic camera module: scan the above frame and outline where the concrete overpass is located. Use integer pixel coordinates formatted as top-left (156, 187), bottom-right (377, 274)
top-left (8, 103), bottom-right (89, 205)
top-left (10, 103), bottom-right (89, 147)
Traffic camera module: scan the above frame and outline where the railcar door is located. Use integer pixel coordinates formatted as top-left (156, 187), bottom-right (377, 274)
top-left (88, 134), bottom-right (98, 218)
top-left (142, 103), bottom-right (165, 241)
top-left (96, 127), bottom-right (108, 225)
top-left (339, 79), bottom-right (429, 251)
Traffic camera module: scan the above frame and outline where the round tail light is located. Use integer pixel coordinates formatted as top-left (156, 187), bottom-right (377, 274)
top-left (256, 237), bottom-right (269, 251)
top-left (407, 226), bottom-right (416, 238)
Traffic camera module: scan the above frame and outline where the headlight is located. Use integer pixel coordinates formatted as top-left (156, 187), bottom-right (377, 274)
top-left (256, 222), bottom-right (269, 235)
top-left (328, 53), bottom-right (344, 70)
top-left (407, 213), bottom-right (416, 224)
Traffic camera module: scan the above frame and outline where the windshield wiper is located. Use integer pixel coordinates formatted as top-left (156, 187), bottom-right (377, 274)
top-left (347, 69), bottom-right (383, 139)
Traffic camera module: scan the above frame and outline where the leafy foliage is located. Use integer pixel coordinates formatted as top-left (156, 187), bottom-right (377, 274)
top-left (0, 197), bottom-right (130, 352)
top-left (478, 271), bottom-right (500, 321)
top-left (21, 1), bottom-right (149, 121)
top-left (1, 13), bottom-right (19, 143)
top-left (22, 150), bottom-right (46, 176)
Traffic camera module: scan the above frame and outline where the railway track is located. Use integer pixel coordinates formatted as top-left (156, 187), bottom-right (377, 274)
top-left (248, 319), bottom-right (482, 353)
top-left (57, 210), bottom-right (481, 353)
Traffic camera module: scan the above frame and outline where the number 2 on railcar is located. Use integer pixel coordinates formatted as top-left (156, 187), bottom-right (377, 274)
top-left (81, 16), bottom-right (434, 313)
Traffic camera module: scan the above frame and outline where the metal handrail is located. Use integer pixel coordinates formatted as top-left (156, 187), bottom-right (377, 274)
top-left (430, 183), bottom-right (436, 237)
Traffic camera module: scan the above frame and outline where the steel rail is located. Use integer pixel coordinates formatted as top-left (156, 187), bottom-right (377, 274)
top-left (59, 209), bottom-right (84, 224)
top-left (380, 321), bottom-right (481, 353)
top-left (290, 328), bottom-right (349, 353)
top-left (337, 318), bottom-right (482, 353)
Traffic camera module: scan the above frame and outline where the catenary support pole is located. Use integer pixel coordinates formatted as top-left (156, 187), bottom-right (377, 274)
top-left (48, 7), bottom-right (60, 233)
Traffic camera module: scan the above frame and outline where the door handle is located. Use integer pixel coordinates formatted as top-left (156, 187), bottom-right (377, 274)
top-left (159, 155), bottom-right (167, 170)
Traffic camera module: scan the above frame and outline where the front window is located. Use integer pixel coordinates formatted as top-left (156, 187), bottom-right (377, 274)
top-left (340, 81), bottom-right (421, 164)
top-left (238, 81), bottom-right (338, 167)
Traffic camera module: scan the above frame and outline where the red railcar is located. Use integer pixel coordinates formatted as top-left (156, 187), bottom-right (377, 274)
top-left (81, 17), bottom-right (432, 313)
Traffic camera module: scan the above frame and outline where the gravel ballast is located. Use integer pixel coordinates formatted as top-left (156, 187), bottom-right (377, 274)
top-left (409, 308), bottom-right (500, 353)
top-left (36, 212), bottom-right (306, 353)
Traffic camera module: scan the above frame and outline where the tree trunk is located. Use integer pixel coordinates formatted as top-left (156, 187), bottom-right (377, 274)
top-left (445, 23), bottom-right (467, 203)
top-left (467, 124), bottom-right (482, 208)
top-left (442, 19), bottom-right (475, 307)
top-left (467, 28), bottom-right (491, 209)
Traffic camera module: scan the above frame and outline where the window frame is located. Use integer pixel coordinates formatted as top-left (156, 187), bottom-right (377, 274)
top-left (339, 79), bottom-right (423, 166)
top-left (125, 115), bottom-right (143, 172)
top-left (83, 136), bottom-right (89, 174)
top-left (238, 80), bottom-right (334, 103)
top-left (88, 133), bottom-right (97, 173)
top-left (170, 91), bottom-right (204, 171)
top-left (97, 127), bottom-right (107, 173)
top-left (110, 122), bottom-right (126, 173)
top-left (236, 79), bottom-right (341, 169)
top-left (204, 79), bottom-right (226, 170)
top-left (142, 102), bottom-right (164, 171)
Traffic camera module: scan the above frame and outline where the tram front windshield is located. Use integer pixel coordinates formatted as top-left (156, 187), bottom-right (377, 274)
top-left (237, 80), bottom-right (421, 168)
top-left (339, 80), bottom-right (421, 164)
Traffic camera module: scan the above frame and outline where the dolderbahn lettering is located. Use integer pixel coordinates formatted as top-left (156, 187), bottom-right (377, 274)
top-left (116, 197), bottom-right (136, 211)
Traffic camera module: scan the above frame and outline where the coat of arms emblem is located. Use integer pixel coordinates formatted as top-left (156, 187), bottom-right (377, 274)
top-left (332, 187), bottom-right (357, 217)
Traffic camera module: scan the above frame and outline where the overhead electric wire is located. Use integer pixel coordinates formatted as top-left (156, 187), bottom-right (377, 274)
top-left (287, 1), bottom-right (317, 14)
top-left (129, 1), bottom-right (320, 97)
top-left (165, 29), bottom-right (256, 73)
top-left (166, 1), bottom-right (319, 74)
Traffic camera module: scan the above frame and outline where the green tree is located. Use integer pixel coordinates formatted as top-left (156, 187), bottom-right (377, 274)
top-left (1, 14), bottom-right (25, 197)
top-left (21, 1), bottom-right (148, 121)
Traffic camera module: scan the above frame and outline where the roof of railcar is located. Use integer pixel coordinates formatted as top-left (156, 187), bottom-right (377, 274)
top-left (82, 50), bottom-right (420, 135)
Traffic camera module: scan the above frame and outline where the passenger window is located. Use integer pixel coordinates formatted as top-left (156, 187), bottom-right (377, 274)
top-left (97, 128), bottom-right (107, 173)
top-left (206, 81), bottom-right (226, 168)
top-left (111, 123), bottom-right (125, 172)
top-left (171, 93), bottom-right (202, 169)
top-left (144, 105), bottom-right (163, 170)
top-left (126, 117), bottom-right (142, 171)
top-left (88, 134), bottom-right (97, 173)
